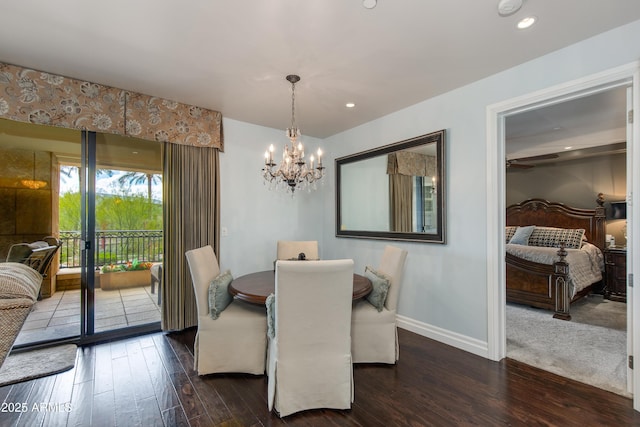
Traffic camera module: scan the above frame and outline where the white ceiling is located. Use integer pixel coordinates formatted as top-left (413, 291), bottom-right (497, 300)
top-left (0, 1), bottom-right (639, 142)
top-left (505, 86), bottom-right (628, 160)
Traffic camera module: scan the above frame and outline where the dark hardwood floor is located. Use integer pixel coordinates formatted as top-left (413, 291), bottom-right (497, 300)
top-left (1, 327), bottom-right (639, 426)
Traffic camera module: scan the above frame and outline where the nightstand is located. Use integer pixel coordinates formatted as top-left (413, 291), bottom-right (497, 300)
top-left (604, 247), bottom-right (627, 303)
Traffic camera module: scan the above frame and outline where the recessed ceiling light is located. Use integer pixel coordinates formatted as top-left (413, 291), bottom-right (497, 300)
top-left (346, 103), bottom-right (356, 108)
top-left (564, 146), bottom-right (572, 150)
top-left (363, 0), bottom-right (377, 9)
top-left (517, 16), bottom-right (536, 29)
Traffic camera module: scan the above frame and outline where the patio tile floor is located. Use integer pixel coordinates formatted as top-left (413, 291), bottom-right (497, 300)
top-left (14, 285), bottom-right (161, 345)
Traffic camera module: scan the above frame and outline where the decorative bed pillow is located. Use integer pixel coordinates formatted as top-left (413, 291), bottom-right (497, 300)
top-left (505, 226), bottom-right (517, 243)
top-left (528, 226), bottom-right (585, 249)
top-left (208, 270), bottom-right (233, 320)
top-left (266, 293), bottom-right (275, 339)
top-left (364, 266), bottom-right (391, 312)
top-left (509, 226), bottom-right (535, 245)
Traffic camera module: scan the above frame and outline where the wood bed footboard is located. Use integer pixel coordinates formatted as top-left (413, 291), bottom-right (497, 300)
top-left (506, 197), bottom-right (606, 320)
top-left (506, 247), bottom-right (576, 320)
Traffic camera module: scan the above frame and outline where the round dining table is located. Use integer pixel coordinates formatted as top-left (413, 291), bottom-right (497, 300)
top-left (229, 270), bottom-right (372, 305)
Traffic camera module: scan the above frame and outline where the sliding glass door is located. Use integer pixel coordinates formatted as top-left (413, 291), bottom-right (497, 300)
top-left (89, 131), bottom-right (163, 336)
top-left (1, 119), bottom-right (162, 347)
top-left (0, 119), bottom-right (83, 345)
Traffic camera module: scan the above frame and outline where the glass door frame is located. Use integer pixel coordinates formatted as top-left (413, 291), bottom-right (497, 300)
top-left (80, 130), bottom-right (96, 337)
top-left (77, 130), bottom-right (160, 344)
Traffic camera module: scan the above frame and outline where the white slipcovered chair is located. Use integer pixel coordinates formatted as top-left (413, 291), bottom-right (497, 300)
top-left (351, 245), bottom-right (408, 364)
top-left (267, 259), bottom-right (354, 417)
top-left (185, 245), bottom-right (267, 375)
top-left (276, 240), bottom-right (319, 260)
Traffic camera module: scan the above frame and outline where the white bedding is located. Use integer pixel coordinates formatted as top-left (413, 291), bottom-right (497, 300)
top-left (506, 242), bottom-right (604, 298)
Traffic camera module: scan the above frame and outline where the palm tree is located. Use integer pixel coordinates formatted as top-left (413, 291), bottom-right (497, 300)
top-left (117, 172), bottom-right (161, 201)
top-left (60, 165), bottom-right (115, 194)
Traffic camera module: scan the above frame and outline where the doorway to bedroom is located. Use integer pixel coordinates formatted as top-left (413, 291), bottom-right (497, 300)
top-left (486, 62), bottom-right (639, 405)
top-left (504, 85), bottom-right (630, 396)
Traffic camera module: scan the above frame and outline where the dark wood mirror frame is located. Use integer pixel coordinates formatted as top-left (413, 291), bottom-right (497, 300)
top-left (335, 129), bottom-right (446, 243)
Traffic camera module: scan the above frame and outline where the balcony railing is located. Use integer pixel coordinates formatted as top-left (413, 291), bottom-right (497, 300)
top-left (59, 230), bottom-right (163, 268)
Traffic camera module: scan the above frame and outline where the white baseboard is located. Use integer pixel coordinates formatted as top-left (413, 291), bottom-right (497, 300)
top-left (397, 314), bottom-right (489, 359)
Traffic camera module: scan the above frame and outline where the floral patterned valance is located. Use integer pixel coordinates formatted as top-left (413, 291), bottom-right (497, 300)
top-left (0, 62), bottom-right (223, 150)
top-left (387, 151), bottom-right (436, 177)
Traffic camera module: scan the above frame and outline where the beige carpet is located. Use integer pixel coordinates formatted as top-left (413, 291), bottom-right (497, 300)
top-left (569, 295), bottom-right (626, 331)
top-left (0, 344), bottom-right (77, 387)
top-left (507, 295), bottom-right (630, 397)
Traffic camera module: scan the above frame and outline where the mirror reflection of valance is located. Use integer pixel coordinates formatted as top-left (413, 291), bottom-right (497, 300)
top-left (0, 62), bottom-right (223, 150)
top-left (387, 151), bottom-right (436, 176)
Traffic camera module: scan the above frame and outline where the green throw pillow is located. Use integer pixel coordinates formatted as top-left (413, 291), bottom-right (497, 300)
top-left (265, 293), bottom-right (275, 339)
top-left (208, 270), bottom-right (233, 320)
top-left (364, 266), bottom-right (391, 312)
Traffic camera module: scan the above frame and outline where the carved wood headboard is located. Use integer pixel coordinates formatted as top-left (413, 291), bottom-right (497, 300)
top-left (506, 198), bottom-right (606, 251)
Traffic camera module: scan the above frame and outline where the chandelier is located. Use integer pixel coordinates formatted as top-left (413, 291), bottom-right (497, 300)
top-left (262, 74), bottom-right (325, 194)
top-left (21, 152), bottom-right (47, 190)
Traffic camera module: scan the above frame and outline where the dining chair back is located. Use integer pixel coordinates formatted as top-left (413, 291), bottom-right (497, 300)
top-left (378, 245), bottom-right (408, 312)
top-left (351, 245), bottom-right (408, 364)
top-left (276, 240), bottom-right (319, 260)
top-left (267, 259), bottom-right (354, 417)
top-left (185, 245), bottom-right (267, 375)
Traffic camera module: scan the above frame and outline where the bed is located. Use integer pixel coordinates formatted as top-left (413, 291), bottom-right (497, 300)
top-left (505, 197), bottom-right (606, 320)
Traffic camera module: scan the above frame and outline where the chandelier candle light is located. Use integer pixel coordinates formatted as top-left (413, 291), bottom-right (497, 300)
top-left (262, 74), bottom-right (325, 194)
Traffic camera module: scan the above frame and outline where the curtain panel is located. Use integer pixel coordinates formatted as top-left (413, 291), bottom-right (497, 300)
top-left (387, 152), bottom-right (436, 177)
top-left (389, 174), bottom-right (413, 232)
top-left (387, 152), bottom-right (435, 232)
top-left (161, 143), bottom-right (220, 331)
top-left (0, 62), bottom-right (223, 150)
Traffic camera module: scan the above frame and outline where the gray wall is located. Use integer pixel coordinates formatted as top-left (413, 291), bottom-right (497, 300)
top-left (218, 118), bottom-right (325, 277)
top-left (506, 153), bottom-right (626, 208)
top-left (506, 153), bottom-right (627, 243)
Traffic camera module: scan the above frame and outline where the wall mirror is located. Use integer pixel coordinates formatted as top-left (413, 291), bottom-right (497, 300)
top-left (336, 129), bottom-right (445, 243)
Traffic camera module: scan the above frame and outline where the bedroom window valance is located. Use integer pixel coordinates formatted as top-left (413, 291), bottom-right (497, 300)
top-left (0, 62), bottom-right (223, 150)
top-left (387, 151), bottom-right (436, 176)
